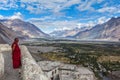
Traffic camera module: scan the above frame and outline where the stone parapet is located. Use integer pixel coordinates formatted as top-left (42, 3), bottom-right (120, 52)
top-left (0, 52), bottom-right (4, 78)
top-left (20, 45), bottom-right (49, 80)
top-left (0, 44), bottom-right (11, 79)
top-left (0, 44), bottom-right (49, 80)
top-left (0, 44), bottom-right (11, 52)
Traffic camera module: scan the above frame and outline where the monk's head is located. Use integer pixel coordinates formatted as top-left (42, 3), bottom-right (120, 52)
top-left (14, 38), bottom-right (19, 43)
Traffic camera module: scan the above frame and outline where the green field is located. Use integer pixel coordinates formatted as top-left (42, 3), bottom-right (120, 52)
top-left (24, 41), bottom-right (120, 80)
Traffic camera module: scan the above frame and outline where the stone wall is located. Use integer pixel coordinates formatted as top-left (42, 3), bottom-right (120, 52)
top-left (0, 44), bottom-right (10, 78)
top-left (20, 45), bottom-right (49, 80)
top-left (0, 52), bottom-right (4, 78)
top-left (0, 44), bottom-right (49, 80)
top-left (0, 44), bottom-right (11, 51)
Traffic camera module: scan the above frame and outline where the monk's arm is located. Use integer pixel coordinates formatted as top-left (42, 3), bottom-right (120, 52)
top-left (12, 44), bottom-right (16, 51)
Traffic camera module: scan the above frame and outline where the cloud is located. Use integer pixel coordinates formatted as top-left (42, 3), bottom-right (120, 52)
top-left (0, 0), bottom-right (113, 15)
top-left (97, 6), bottom-right (120, 13)
top-left (20, 0), bottom-right (103, 14)
top-left (77, 0), bottom-right (103, 11)
top-left (20, 3), bottom-right (26, 8)
top-left (0, 15), bottom-right (4, 19)
top-left (0, 0), bottom-right (118, 16)
top-left (0, 0), bottom-right (8, 5)
top-left (52, 0), bottom-right (81, 13)
top-left (20, 0), bottom-right (68, 14)
top-left (77, 0), bottom-right (94, 11)
top-left (28, 16), bottom-right (99, 33)
top-left (97, 16), bottom-right (110, 24)
top-left (77, 21), bottom-right (96, 31)
top-left (26, 5), bottom-right (36, 13)
top-left (0, 12), bottom-right (23, 20)
top-left (28, 15), bottom-right (112, 33)
top-left (10, 12), bottom-right (23, 20)
top-left (0, 0), bottom-right (18, 10)
top-left (28, 16), bottom-right (56, 21)
top-left (28, 17), bottom-right (80, 33)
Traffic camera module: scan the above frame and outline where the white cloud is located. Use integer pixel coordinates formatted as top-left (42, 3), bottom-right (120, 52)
top-left (20, 0), bottom-right (67, 3)
top-left (77, 21), bottom-right (96, 29)
top-left (77, 0), bottom-right (103, 11)
top-left (26, 4), bottom-right (45, 14)
top-left (28, 18), bottom-right (80, 33)
top-left (20, 0), bottom-right (68, 14)
top-left (97, 0), bottom-right (104, 3)
top-left (54, 27), bottom-right (72, 31)
top-left (0, 0), bottom-right (118, 16)
top-left (0, 0), bottom-right (18, 10)
top-left (20, 0), bottom-right (39, 2)
top-left (0, 0), bottom-right (106, 14)
top-left (77, 0), bottom-right (94, 11)
top-left (28, 15), bottom-right (111, 33)
top-left (0, 15), bottom-right (4, 19)
top-left (0, 12), bottom-right (23, 20)
top-left (28, 16), bottom-right (98, 33)
top-left (28, 16), bottom-right (56, 21)
top-left (0, 0), bottom-right (8, 4)
top-left (20, 0), bottom-right (103, 14)
top-left (26, 5), bottom-right (35, 13)
top-left (21, 3), bottom-right (26, 8)
top-left (53, 0), bottom-right (81, 13)
top-left (97, 16), bottom-right (110, 24)
top-left (10, 12), bottom-right (23, 20)
top-left (97, 6), bottom-right (120, 13)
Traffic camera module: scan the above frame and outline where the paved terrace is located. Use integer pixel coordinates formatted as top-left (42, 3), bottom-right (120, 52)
top-left (0, 44), bottom-right (49, 80)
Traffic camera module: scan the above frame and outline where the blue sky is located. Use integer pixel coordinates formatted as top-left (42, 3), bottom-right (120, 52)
top-left (0, 0), bottom-right (120, 33)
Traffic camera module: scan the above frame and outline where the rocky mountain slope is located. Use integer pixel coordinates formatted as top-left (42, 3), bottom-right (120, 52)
top-left (50, 27), bottom-right (89, 37)
top-left (0, 23), bottom-right (18, 43)
top-left (72, 17), bottom-right (120, 41)
top-left (0, 19), bottom-right (49, 38)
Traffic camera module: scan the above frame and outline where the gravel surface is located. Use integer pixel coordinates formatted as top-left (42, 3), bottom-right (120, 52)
top-left (1, 51), bottom-right (22, 80)
top-left (27, 46), bottom-right (57, 53)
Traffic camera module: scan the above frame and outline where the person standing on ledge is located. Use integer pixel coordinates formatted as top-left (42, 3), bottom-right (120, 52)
top-left (11, 38), bottom-right (21, 69)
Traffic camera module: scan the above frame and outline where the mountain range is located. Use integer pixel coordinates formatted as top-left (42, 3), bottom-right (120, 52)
top-left (0, 17), bottom-right (120, 43)
top-left (50, 26), bottom-right (92, 38)
top-left (0, 19), bottom-right (49, 43)
top-left (51, 17), bottom-right (120, 41)
top-left (73, 17), bottom-right (120, 41)
top-left (0, 22), bottom-right (18, 43)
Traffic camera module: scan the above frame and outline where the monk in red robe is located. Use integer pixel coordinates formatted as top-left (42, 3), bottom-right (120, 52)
top-left (11, 38), bottom-right (21, 69)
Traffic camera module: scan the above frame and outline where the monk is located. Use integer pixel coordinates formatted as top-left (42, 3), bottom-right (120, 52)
top-left (11, 38), bottom-right (21, 69)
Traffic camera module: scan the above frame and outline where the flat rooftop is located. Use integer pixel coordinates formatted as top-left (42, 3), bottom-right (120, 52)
top-left (38, 61), bottom-right (61, 71)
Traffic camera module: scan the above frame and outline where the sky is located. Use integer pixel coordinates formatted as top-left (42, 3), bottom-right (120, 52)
top-left (0, 0), bottom-right (120, 33)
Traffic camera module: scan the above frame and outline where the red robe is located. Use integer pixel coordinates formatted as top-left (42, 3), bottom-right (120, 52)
top-left (12, 42), bottom-right (21, 69)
